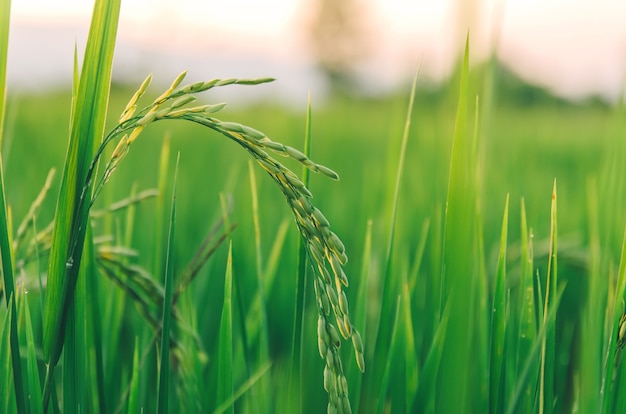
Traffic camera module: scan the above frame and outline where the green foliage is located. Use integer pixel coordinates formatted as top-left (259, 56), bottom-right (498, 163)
top-left (2, 3), bottom-right (626, 414)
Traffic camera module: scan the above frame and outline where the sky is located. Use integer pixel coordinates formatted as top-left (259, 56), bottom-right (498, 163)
top-left (6, 0), bottom-right (626, 103)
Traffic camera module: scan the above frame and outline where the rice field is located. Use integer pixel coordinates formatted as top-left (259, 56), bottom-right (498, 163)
top-left (2, 1), bottom-right (626, 413)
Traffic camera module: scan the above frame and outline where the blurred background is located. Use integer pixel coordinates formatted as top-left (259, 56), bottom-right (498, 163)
top-left (7, 0), bottom-right (626, 103)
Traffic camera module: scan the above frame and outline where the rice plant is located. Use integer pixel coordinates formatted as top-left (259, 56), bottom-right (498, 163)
top-left (2, 0), bottom-right (626, 413)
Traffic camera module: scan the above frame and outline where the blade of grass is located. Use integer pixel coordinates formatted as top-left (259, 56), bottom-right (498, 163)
top-left (127, 338), bottom-right (140, 414)
top-left (489, 194), bottom-right (509, 413)
top-left (438, 35), bottom-right (476, 413)
top-left (506, 285), bottom-right (565, 414)
top-left (515, 199), bottom-right (538, 412)
top-left (217, 241), bottom-right (234, 414)
top-left (247, 159), bottom-right (271, 412)
top-left (0, 4), bottom-right (25, 410)
top-left (43, 1), bottom-right (121, 407)
top-left (289, 93), bottom-right (313, 412)
top-left (350, 219), bottom-right (372, 414)
top-left (157, 153), bottom-right (179, 414)
top-left (0, 296), bottom-right (17, 413)
top-left (22, 292), bottom-right (43, 414)
top-left (368, 66), bottom-right (419, 408)
top-left (539, 179), bottom-right (558, 414)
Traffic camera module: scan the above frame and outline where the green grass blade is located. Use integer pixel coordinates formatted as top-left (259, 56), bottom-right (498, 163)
top-left (438, 35), bottom-right (475, 413)
top-left (127, 338), bottom-right (140, 414)
top-left (43, 1), bottom-right (121, 405)
top-left (0, 296), bottom-right (17, 413)
top-left (539, 180), bottom-right (558, 414)
top-left (413, 299), bottom-right (451, 412)
top-left (489, 194), bottom-right (509, 413)
top-left (157, 153), bottom-right (179, 414)
top-left (247, 159), bottom-right (271, 412)
top-left (349, 219), bottom-right (372, 413)
top-left (516, 198), bottom-right (538, 412)
top-left (368, 67), bottom-right (419, 407)
top-left (506, 285), bottom-right (565, 414)
top-left (22, 293), bottom-right (43, 414)
top-left (217, 241), bottom-right (234, 414)
top-left (0, 5), bottom-right (24, 409)
top-left (289, 94), bottom-right (313, 411)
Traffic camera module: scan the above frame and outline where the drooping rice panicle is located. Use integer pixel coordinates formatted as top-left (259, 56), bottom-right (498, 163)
top-left (78, 72), bottom-right (363, 413)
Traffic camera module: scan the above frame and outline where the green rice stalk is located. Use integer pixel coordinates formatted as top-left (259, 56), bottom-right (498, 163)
top-left (22, 292), bottom-right (43, 414)
top-left (515, 199), bottom-right (538, 412)
top-left (42, 1), bottom-right (120, 408)
top-left (153, 135), bottom-right (170, 279)
top-left (0, 3), bottom-right (25, 410)
top-left (601, 225), bottom-right (626, 412)
top-left (289, 94), bottom-right (313, 412)
top-left (217, 242), bottom-right (234, 414)
top-left (0, 296), bottom-right (16, 413)
top-left (489, 195), bottom-right (509, 414)
top-left (366, 67), bottom-right (419, 410)
top-left (246, 159), bottom-right (271, 412)
top-left (213, 363), bottom-right (272, 414)
top-left (539, 180), bottom-right (558, 414)
top-left (157, 153), bottom-right (179, 414)
top-left (0, 153), bottom-right (24, 414)
top-left (376, 296), bottom-right (402, 414)
top-left (127, 338), bottom-right (141, 413)
top-left (438, 35), bottom-right (476, 413)
top-left (412, 299), bottom-right (451, 411)
top-left (579, 178), bottom-right (602, 412)
top-left (348, 219), bottom-right (372, 413)
top-left (506, 286), bottom-right (565, 414)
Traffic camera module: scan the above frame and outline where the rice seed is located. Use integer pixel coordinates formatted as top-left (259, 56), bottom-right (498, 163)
top-left (328, 324), bottom-right (341, 348)
top-left (316, 164), bottom-right (340, 180)
top-left (338, 290), bottom-right (349, 315)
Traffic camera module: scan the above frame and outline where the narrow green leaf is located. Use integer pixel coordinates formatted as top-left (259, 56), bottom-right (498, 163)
top-left (22, 293), bottom-right (43, 414)
top-left (217, 241), bottom-right (234, 413)
top-left (368, 66), bottom-right (419, 407)
top-left (0, 296), bottom-right (17, 414)
top-left (127, 338), bottom-right (141, 414)
top-left (289, 93), bottom-right (313, 412)
top-left (43, 1), bottom-right (121, 407)
top-left (438, 35), bottom-right (476, 413)
top-left (540, 180), bottom-right (558, 414)
top-left (506, 286), bottom-right (565, 414)
top-left (489, 194), bottom-right (509, 413)
top-left (516, 198), bottom-right (538, 412)
top-left (157, 153), bottom-right (179, 414)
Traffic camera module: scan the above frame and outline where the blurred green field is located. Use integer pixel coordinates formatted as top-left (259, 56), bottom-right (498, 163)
top-left (4, 63), bottom-right (626, 412)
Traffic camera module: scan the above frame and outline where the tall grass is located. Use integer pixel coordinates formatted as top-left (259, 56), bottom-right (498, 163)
top-left (2, 1), bottom-right (626, 413)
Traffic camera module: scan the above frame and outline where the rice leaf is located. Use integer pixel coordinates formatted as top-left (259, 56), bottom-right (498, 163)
top-left (289, 94), bottom-right (313, 411)
top-left (127, 338), bottom-right (140, 413)
top-left (539, 180), bottom-right (558, 414)
top-left (489, 194), bottom-right (509, 413)
top-left (506, 285), bottom-right (565, 414)
top-left (217, 242), bottom-right (234, 414)
top-left (157, 153), bottom-right (179, 414)
top-left (515, 198), bottom-right (538, 412)
top-left (438, 35), bottom-right (476, 413)
top-left (0, 296), bottom-right (17, 413)
top-left (22, 293), bottom-right (43, 414)
top-left (43, 1), bottom-right (121, 406)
